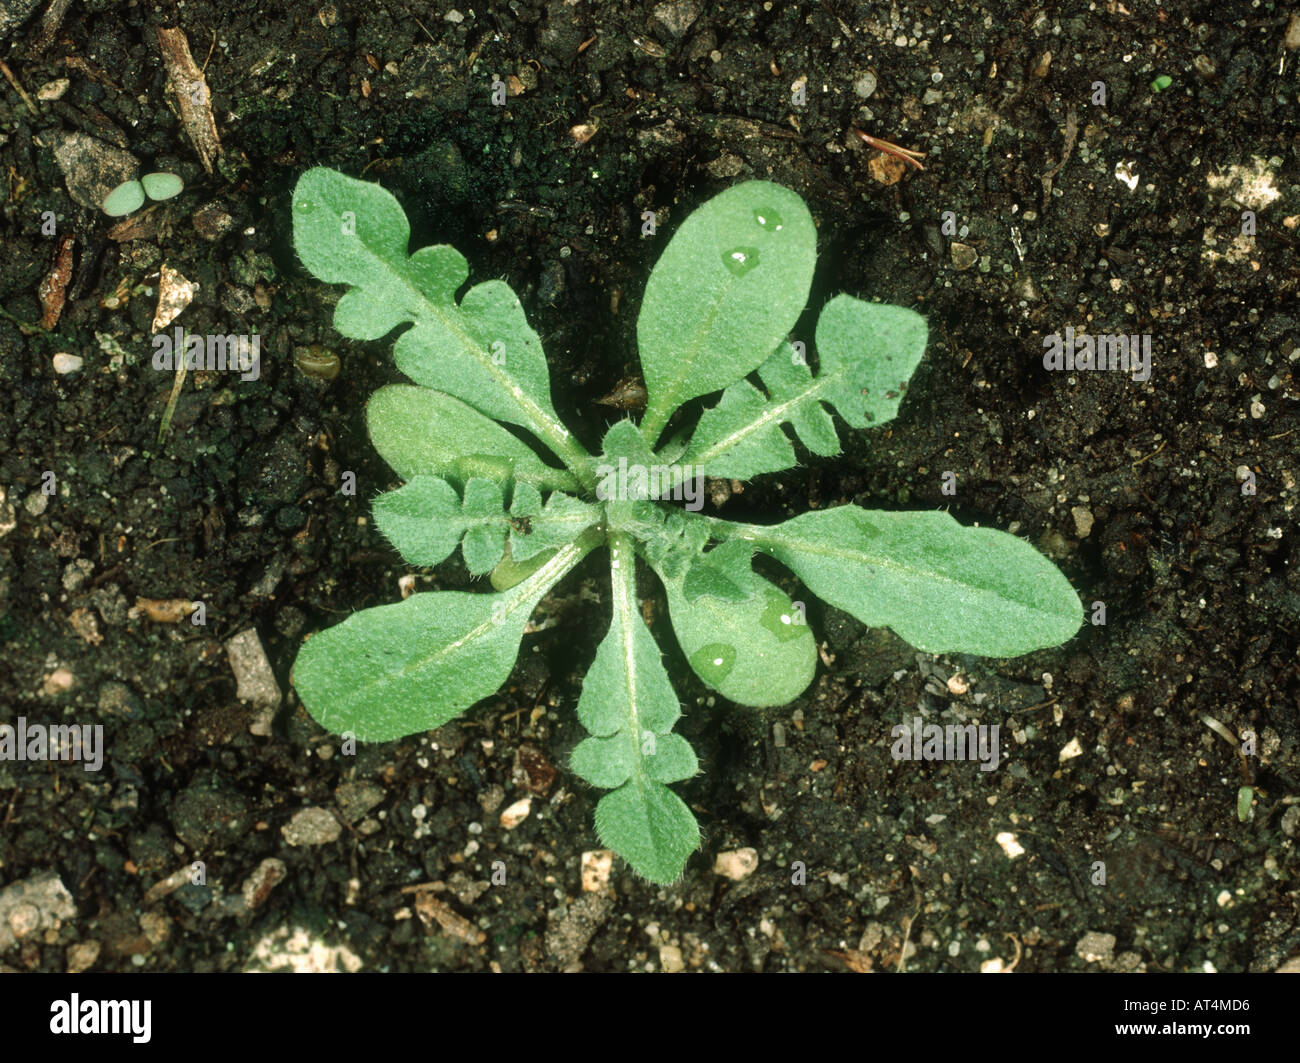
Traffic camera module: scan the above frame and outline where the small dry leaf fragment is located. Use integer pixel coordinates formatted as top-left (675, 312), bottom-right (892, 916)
top-left (241, 859), bottom-right (288, 910)
top-left (107, 207), bottom-right (162, 243)
top-left (152, 264), bottom-right (196, 333)
top-left (596, 377), bottom-right (647, 409)
top-left (569, 121), bottom-right (599, 145)
top-left (141, 865), bottom-right (193, 905)
top-left (868, 151), bottom-right (907, 185)
top-left (512, 743), bottom-right (556, 796)
top-left (38, 235), bottom-right (75, 329)
top-left (157, 26), bottom-right (222, 173)
top-left (630, 33), bottom-right (667, 58)
top-left (826, 947), bottom-right (874, 973)
top-left (414, 893), bottom-right (486, 945)
top-left (134, 597), bottom-right (195, 623)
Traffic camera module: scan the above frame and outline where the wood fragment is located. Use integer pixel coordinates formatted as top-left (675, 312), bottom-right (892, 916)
top-left (413, 893), bottom-right (486, 945)
top-left (33, 0), bottom-right (74, 55)
top-left (106, 204), bottom-right (163, 243)
top-left (157, 26), bottom-right (221, 173)
top-left (1040, 105), bottom-right (1077, 208)
top-left (0, 59), bottom-right (37, 115)
top-left (38, 235), bottom-right (74, 329)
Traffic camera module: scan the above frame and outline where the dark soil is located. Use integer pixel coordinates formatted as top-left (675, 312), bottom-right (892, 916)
top-left (1, 0), bottom-right (1297, 973)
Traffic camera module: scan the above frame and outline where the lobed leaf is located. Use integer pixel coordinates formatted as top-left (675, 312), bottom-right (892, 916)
top-left (372, 475), bottom-right (597, 575)
top-left (292, 167), bottom-right (589, 475)
top-left (746, 506), bottom-right (1084, 656)
top-left (292, 539), bottom-right (592, 742)
top-left (683, 296), bottom-right (927, 479)
top-left (507, 483), bottom-right (603, 562)
top-left (571, 535), bottom-right (701, 883)
top-left (637, 181), bottom-right (817, 440)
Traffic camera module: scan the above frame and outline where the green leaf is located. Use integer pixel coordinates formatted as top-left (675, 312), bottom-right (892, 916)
top-left (102, 179), bottom-right (145, 216)
top-left (652, 550), bottom-right (816, 707)
top-left (638, 181), bottom-right (817, 440)
top-left (370, 476), bottom-right (464, 567)
top-left (293, 539), bottom-right (592, 742)
top-left (367, 385), bottom-right (578, 492)
top-left (743, 507), bottom-right (1084, 656)
top-left (508, 483), bottom-right (602, 563)
top-left (571, 533), bottom-right (700, 883)
top-left (683, 297), bottom-right (927, 478)
top-left (292, 167), bottom-right (590, 477)
top-left (141, 171), bottom-right (184, 201)
top-left (681, 539), bottom-right (756, 603)
top-left (592, 784), bottom-right (700, 887)
top-left (373, 476), bottom-right (597, 575)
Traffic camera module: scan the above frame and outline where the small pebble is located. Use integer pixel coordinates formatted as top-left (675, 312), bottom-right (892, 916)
top-left (1059, 737), bottom-right (1084, 762)
top-left (582, 850), bottom-right (614, 892)
top-left (1071, 506), bottom-right (1094, 538)
top-left (499, 797), bottom-right (532, 830)
top-left (52, 353), bottom-right (83, 374)
top-left (713, 848), bottom-right (759, 881)
top-left (1076, 931), bottom-right (1116, 964)
top-left (281, 808), bottom-right (342, 846)
top-left (950, 243), bottom-right (978, 271)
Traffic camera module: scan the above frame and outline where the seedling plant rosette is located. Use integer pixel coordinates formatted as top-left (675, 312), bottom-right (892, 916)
top-left (289, 167), bottom-right (1083, 883)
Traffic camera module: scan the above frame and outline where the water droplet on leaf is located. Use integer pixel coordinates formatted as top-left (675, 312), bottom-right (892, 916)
top-left (761, 593), bottom-right (806, 642)
top-left (753, 207), bottom-right (783, 231)
top-left (690, 643), bottom-right (736, 685)
top-left (722, 247), bottom-right (760, 276)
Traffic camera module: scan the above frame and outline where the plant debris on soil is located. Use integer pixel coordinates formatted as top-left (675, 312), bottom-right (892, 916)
top-left (0, 1), bottom-right (1297, 973)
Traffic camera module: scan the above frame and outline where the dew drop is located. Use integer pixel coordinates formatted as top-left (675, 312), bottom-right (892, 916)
top-left (722, 246), bottom-right (761, 276)
top-left (753, 206), bottom-right (784, 231)
top-left (761, 593), bottom-right (806, 642)
top-left (690, 643), bottom-right (736, 685)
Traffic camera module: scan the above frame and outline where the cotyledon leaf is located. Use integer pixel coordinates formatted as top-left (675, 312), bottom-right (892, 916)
top-left (650, 550), bottom-right (817, 707)
top-left (741, 506), bottom-right (1084, 656)
top-left (291, 167), bottom-right (589, 477)
top-left (682, 296), bottom-right (928, 479)
top-left (292, 538), bottom-right (592, 742)
top-left (637, 181), bottom-right (817, 441)
top-left (367, 385), bottom-right (578, 492)
top-left (571, 533), bottom-right (700, 883)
